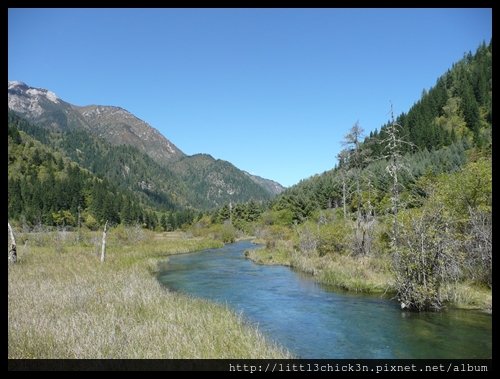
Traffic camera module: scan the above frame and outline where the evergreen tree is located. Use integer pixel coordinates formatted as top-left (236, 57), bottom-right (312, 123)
top-left (168, 213), bottom-right (177, 231)
top-left (160, 214), bottom-right (168, 231)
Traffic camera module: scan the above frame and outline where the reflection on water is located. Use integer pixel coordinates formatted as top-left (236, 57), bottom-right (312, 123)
top-left (158, 241), bottom-right (491, 358)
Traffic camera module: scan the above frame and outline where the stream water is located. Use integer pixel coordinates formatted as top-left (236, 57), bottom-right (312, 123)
top-left (157, 241), bottom-right (491, 358)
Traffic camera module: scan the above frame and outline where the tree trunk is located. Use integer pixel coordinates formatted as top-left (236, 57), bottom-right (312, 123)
top-left (100, 220), bottom-right (108, 263)
top-left (342, 179), bottom-right (347, 219)
top-left (8, 222), bottom-right (17, 263)
top-left (77, 206), bottom-right (81, 243)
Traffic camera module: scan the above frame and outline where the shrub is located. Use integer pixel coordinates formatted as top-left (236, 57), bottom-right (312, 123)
top-left (317, 220), bottom-right (353, 256)
top-left (220, 222), bottom-right (236, 243)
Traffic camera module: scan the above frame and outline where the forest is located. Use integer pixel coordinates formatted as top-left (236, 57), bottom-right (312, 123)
top-left (8, 113), bottom-right (202, 231)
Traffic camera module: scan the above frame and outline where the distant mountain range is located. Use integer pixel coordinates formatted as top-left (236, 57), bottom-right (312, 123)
top-left (8, 81), bottom-right (285, 211)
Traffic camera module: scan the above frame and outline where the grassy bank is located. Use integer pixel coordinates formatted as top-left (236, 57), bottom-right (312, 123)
top-left (8, 227), bottom-right (291, 358)
top-left (246, 242), bottom-right (391, 294)
top-left (246, 243), bottom-right (491, 311)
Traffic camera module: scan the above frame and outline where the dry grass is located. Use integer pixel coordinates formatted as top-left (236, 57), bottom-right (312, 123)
top-left (246, 242), bottom-right (392, 294)
top-left (440, 282), bottom-right (492, 311)
top-left (292, 252), bottom-right (393, 294)
top-left (8, 228), bottom-right (291, 359)
top-left (244, 240), bottom-right (293, 266)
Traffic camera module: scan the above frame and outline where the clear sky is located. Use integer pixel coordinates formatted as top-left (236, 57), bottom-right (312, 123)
top-left (8, 8), bottom-right (491, 187)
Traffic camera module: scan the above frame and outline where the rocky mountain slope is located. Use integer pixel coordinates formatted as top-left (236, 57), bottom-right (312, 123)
top-left (8, 81), bottom-right (184, 165)
top-left (8, 81), bottom-right (285, 210)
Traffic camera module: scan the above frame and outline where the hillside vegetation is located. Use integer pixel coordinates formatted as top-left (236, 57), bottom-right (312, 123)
top-left (203, 41), bottom-right (492, 312)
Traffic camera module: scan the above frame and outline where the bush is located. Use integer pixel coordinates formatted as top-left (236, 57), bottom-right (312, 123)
top-left (393, 207), bottom-right (461, 311)
top-left (220, 222), bottom-right (236, 243)
top-left (203, 222), bottom-right (237, 244)
top-left (296, 222), bottom-right (319, 256)
top-left (83, 212), bottom-right (99, 231)
top-left (317, 220), bottom-right (353, 256)
top-left (260, 209), bottom-right (294, 226)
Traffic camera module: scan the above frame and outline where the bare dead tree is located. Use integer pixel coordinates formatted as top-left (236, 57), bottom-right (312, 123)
top-left (336, 149), bottom-right (353, 220)
top-left (379, 103), bottom-right (420, 308)
top-left (342, 122), bottom-right (365, 222)
top-left (77, 205), bottom-right (81, 244)
top-left (8, 222), bottom-right (17, 263)
top-left (100, 220), bottom-right (108, 263)
top-left (341, 122), bottom-right (378, 256)
top-left (380, 104), bottom-right (414, 247)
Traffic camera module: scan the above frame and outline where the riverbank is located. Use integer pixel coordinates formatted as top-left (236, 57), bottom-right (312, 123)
top-left (8, 227), bottom-right (290, 358)
top-left (245, 243), bottom-right (491, 312)
top-left (159, 239), bottom-right (492, 358)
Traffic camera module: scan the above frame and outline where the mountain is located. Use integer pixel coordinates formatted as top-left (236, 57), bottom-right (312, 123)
top-left (243, 171), bottom-right (285, 195)
top-left (8, 81), bottom-right (184, 165)
top-left (169, 154), bottom-right (279, 209)
top-left (8, 81), bottom-right (284, 212)
top-left (75, 105), bottom-right (184, 165)
top-left (8, 81), bottom-right (89, 131)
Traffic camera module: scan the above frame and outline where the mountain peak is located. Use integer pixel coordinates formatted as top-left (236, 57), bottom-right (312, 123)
top-left (8, 81), bottom-right (59, 103)
top-left (8, 80), bottom-right (28, 89)
top-left (8, 82), bottom-right (184, 163)
top-left (8, 81), bottom-right (63, 120)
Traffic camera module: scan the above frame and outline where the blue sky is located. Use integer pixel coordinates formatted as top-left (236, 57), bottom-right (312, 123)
top-left (8, 8), bottom-right (491, 187)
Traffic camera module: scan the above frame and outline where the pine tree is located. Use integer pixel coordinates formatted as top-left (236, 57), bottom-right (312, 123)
top-left (168, 213), bottom-right (177, 231)
top-left (121, 198), bottom-right (133, 225)
top-left (160, 214), bottom-right (168, 231)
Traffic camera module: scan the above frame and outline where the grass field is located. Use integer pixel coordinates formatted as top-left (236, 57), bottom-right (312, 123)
top-left (8, 227), bottom-right (291, 359)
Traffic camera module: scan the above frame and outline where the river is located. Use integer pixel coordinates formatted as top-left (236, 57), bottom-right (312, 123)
top-left (157, 240), bottom-right (491, 358)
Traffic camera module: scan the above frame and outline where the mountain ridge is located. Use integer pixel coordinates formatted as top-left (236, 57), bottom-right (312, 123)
top-left (8, 81), bottom-right (285, 210)
top-left (73, 104), bottom-right (185, 165)
top-left (8, 81), bottom-right (185, 164)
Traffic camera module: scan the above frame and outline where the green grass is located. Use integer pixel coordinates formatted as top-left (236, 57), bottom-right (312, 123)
top-left (8, 228), bottom-right (291, 358)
